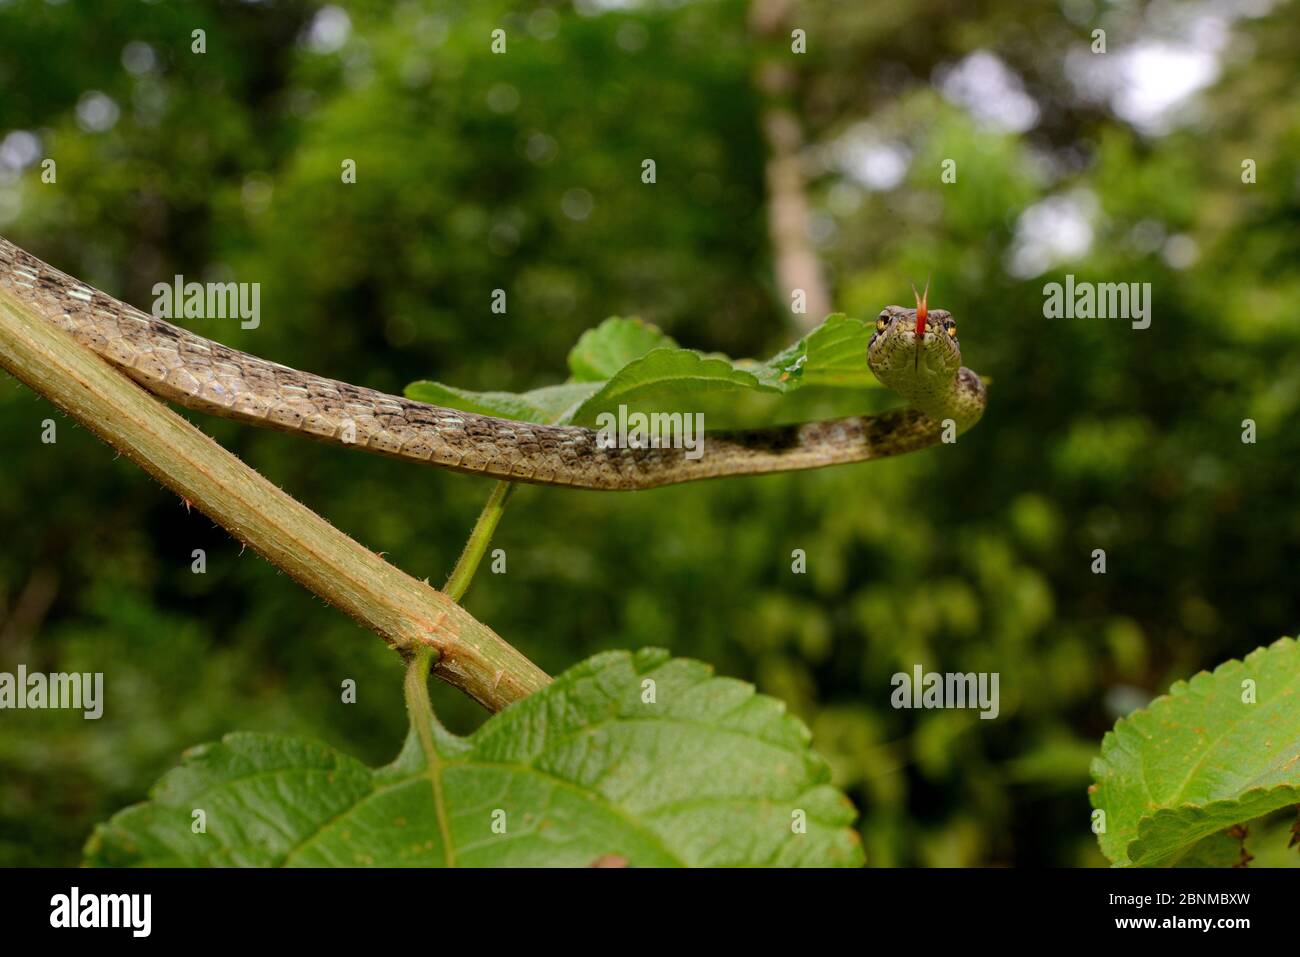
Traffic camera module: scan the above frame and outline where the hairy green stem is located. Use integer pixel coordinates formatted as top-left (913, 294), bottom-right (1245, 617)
top-left (403, 645), bottom-right (455, 865)
top-left (0, 284), bottom-right (550, 712)
top-left (444, 480), bottom-right (515, 603)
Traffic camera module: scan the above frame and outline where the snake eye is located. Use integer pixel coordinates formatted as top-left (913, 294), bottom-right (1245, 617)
top-left (944, 319), bottom-right (957, 338)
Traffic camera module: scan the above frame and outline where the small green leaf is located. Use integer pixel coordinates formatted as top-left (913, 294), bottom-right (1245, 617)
top-left (1090, 637), bottom-right (1300, 867)
top-left (567, 316), bottom-right (678, 382)
top-left (404, 379), bottom-right (601, 425)
top-left (568, 348), bottom-right (771, 425)
top-left (757, 313), bottom-right (882, 391)
top-left (85, 650), bottom-right (864, 868)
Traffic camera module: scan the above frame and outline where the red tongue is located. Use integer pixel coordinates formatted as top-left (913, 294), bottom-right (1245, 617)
top-left (913, 281), bottom-right (928, 338)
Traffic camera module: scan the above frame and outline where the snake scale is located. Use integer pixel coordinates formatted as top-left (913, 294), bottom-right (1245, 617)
top-left (0, 235), bottom-right (985, 490)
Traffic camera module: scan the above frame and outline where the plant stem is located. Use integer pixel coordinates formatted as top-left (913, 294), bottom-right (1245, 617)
top-left (403, 644), bottom-right (455, 866)
top-left (0, 284), bottom-right (550, 712)
top-left (444, 480), bottom-right (515, 603)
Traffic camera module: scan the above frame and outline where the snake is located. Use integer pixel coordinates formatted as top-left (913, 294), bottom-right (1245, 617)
top-left (0, 235), bottom-right (985, 490)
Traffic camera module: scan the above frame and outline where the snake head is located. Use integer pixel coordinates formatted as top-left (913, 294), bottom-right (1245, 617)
top-left (867, 303), bottom-right (961, 404)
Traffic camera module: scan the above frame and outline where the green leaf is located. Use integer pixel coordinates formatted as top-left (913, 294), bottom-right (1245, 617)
top-left (756, 313), bottom-right (883, 391)
top-left (1089, 637), bottom-right (1300, 867)
top-left (567, 316), bottom-right (678, 382)
top-left (404, 379), bottom-right (601, 425)
top-left (84, 649), bottom-right (864, 868)
top-left (404, 313), bottom-right (886, 429)
top-left (568, 347), bottom-right (771, 425)
top-left (1166, 829), bottom-right (1251, 868)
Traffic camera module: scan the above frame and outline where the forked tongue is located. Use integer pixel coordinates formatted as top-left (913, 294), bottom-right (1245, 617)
top-left (911, 279), bottom-right (929, 370)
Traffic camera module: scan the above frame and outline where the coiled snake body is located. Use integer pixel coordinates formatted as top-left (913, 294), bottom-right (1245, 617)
top-left (0, 236), bottom-right (985, 489)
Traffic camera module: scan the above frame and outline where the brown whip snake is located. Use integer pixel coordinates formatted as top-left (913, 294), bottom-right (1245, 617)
top-left (0, 235), bottom-right (985, 489)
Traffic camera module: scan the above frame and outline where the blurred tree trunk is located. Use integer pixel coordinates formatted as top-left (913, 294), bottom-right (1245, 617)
top-left (750, 0), bottom-right (830, 332)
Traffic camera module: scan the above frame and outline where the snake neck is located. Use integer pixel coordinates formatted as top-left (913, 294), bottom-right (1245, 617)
top-left (887, 365), bottom-right (987, 435)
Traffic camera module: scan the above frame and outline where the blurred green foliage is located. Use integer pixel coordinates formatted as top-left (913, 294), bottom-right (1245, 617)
top-left (1, 0), bottom-right (1297, 866)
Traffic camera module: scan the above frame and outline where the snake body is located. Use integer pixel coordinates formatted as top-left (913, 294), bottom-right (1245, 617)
top-left (0, 236), bottom-right (985, 489)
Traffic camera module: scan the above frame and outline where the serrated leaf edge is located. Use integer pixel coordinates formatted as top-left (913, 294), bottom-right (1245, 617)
top-left (86, 650), bottom-right (864, 868)
top-left (1090, 636), bottom-right (1300, 866)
